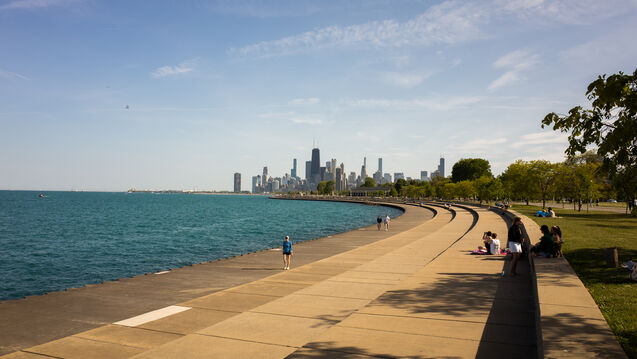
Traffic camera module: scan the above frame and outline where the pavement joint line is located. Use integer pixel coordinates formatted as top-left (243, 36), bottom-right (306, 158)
top-left (180, 306), bottom-right (242, 314)
top-left (335, 323), bottom-right (538, 347)
top-left (351, 312), bottom-right (537, 328)
top-left (245, 310), bottom-right (342, 323)
top-left (278, 292), bottom-right (387, 301)
top-left (292, 347), bottom-right (388, 359)
top-left (223, 290), bottom-right (289, 298)
top-left (111, 323), bottom-right (187, 337)
top-left (191, 332), bottom-right (299, 349)
top-left (113, 305), bottom-right (191, 327)
top-left (67, 335), bottom-right (152, 350)
top-left (19, 350), bottom-right (62, 358)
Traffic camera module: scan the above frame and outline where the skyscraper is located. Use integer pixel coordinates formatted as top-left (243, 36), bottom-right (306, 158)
top-left (263, 166), bottom-right (269, 182)
top-left (252, 176), bottom-right (258, 193)
top-left (378, 158), bottom-right (382, 173)
top-left (420, 171), bottom-right (429, 181)
top-left (291, 158), bottom-right (297, 178)
top-left (394, 172), bottom-right (405, 180)
top-left (335, 167), bottom-right (342, 191)
top-left (305, 161), bottom-right (312, 181)
top-left (234, 173), bottom-right (241, 192)
top-left (311, 148), bottom-right (320, 183)
top-left (438, 157), bottom-right (445, 178)
top-left (360, 157), bottom-right (367, 180)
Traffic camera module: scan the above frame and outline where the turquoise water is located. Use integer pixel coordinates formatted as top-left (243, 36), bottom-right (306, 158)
top-left (0, 191), bottom-right (402, 301)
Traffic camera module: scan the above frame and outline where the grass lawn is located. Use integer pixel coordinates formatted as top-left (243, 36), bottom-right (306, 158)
top-left (515, 205), bottom-right (637, 358)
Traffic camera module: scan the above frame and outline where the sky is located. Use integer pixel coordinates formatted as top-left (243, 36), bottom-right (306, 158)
top-left (1, 0), bottom-right (636, 191)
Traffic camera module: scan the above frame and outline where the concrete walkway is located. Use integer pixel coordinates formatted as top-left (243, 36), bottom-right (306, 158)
top-left (2, 202), bottom-right (544, 359)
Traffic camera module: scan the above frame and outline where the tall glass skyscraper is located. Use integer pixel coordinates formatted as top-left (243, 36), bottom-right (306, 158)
top-left (311, 148), bottom-right (320, 183)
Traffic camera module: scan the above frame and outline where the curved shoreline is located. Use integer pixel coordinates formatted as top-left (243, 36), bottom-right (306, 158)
top-left (0, 201), bottom-right (432, 355)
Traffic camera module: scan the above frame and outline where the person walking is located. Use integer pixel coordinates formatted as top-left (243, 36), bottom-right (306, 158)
top-left (376, 215), bottom-right (383, 231)
top-left (383, 213), bottom-right (391, 231)
top-left (282, 236), bottom-right (292, 270)
top-left (507, 217), bottom-right (524, 275)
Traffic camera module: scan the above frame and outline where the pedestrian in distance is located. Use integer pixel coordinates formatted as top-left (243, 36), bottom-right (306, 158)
top-left (507, 217), bottom-right (524, 275)
top-left (384, 213), bottom-right (391, 231)
top-left (377, 215), bottom-right (383, 231)
top-left (282, 236), bottom-right (292, 270)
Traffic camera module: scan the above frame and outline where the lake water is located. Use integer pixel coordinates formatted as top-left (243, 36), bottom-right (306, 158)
top-left (0, 191), bottom-right (402, 301)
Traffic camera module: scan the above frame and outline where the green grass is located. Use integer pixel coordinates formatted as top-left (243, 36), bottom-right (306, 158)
top-left (515, 205), bottom-right (637, 358)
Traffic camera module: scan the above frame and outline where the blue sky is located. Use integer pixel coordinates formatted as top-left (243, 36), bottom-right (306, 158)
top-left (1, 0), bottom-right (636, 191)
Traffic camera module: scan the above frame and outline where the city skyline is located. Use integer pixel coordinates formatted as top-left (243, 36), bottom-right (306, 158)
top-left (247, 145), bottom-right (445, 193)
top-left (1, 1), bottom-right (636, 191)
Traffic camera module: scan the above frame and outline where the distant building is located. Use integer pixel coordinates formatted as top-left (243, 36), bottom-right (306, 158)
top-left (431, 169), bottom-right (442, 179)
top-left (348, 172), bottom-right (357, 186)
top-left (335, 167), bottom-right (343, 191)
top-left (311, 148), bottom-right (321, 183)
top-left (262, 166), bottom-right (269, 183)
top-left (420, 171), bottom-right (429, 181)
top-left (373, 171), bottom-right (383, 184)
top-left (305, 161), bottom-right (312, 181)
top-left (438, 157), bottom-right (445, 178)
top-left (394, 172), bottom-right (405, 181)
top-left (234, 173), bottom-right (241, 192)
top-left (378, 158), bottom-right (383, 173)
top-left (384, 173), bottom-right (392, 183)
top-left (252, 176), bottom-right (258, 193)
top-left (291, 159), bottom-right (297, 178)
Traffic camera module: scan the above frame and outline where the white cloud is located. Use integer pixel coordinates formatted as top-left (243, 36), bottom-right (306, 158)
top-left (228, 0), bottom-right (635, 58)
top-left (229, 1), bottom-right (489, 57)
top-left (0, 0), bottom-right (78, 10)
top-left (151, 60), bottom-right (197, 78)
top-left (511, 131), bottom-right (569, 148)
top-left (488, 49), bottom-right (539, 91)
top-left (342, 96), bottom-right (485, 111)
top-left (0, 68), bottom-right (29, 80)
top-left (381, 71), bottom-right (432, 88)
top-left (291, 117), bottom-right (322, 125)
top-left (288, 97), bottom-right (320, 105)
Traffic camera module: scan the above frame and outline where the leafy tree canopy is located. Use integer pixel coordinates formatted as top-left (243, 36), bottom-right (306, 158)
top-left (451, 158), bottom-right (492, 182)
top-left (542, 69), bottom-right (637, 203)
top-left (361, 177), bottom-right (376, 187)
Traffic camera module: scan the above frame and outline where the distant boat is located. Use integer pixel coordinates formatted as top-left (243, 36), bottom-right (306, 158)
top-left (38, 193), bottom-right (45, 198)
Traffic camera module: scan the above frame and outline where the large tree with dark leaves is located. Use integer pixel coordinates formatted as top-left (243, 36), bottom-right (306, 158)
top-left (451, 158), bottom-right (492, 183)
top-left (542, 69), bottom-right (637, 213)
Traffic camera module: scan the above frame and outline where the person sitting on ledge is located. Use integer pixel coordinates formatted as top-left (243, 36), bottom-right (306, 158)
top-left (482, 231), bottom-right (493, 254)
top-left (531, 225), bottom-right (555, 258)
top-left (490, 233), bottom-right (501, 254)
top-left (551, 226), bottom-right (563, 257)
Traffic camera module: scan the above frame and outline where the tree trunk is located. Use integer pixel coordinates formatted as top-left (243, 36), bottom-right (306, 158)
top-left (605, 247), bottom-right (618, 267)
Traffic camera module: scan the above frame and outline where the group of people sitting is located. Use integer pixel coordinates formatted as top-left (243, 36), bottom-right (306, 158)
top-left (474, 231), bottom-right (504, 255)
top-left (535, 207), bottom-right (557, 217)
top-left (530, 225), bottom-right (563, 258)
top-left (474, 224), bottom-right (564, 259)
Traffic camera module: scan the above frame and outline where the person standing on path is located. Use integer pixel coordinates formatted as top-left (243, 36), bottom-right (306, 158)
top-left (383, 213), bottom-right (391, 231)
top-left (282, 236), bottom-right (292, 270)
top-left (377, 215), bottom-right (383, 231)
top-left (507, 217), bottom-right (524, 276)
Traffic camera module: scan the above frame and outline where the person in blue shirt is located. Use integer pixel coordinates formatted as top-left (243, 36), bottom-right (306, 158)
top-left (282, 236), bottom-right (293, 270)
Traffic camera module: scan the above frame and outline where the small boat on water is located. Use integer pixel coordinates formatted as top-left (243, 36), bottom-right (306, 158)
top-left (38, 193), bottom-right (45, 198)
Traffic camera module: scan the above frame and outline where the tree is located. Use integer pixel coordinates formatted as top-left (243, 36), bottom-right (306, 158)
top-left (527, 160), bottom-right (558, 209)
top-left (500, 160), bottom-right (533, 204)
top-left (394, 178), bottom-right (407, 193)
top-left (455, 180), bottom-right (476, 199)
top-left (542, 69), bottom-right (637, 214)
top-left (451, 158), bottom-right (492, 183)
top-left (361, 177), bottom-right (376, 187)
top-left (317, 181), bottom-right (334, 195)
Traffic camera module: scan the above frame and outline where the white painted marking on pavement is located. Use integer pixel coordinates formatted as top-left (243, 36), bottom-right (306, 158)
top-left (113, 305), bottom-right (191, 327)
